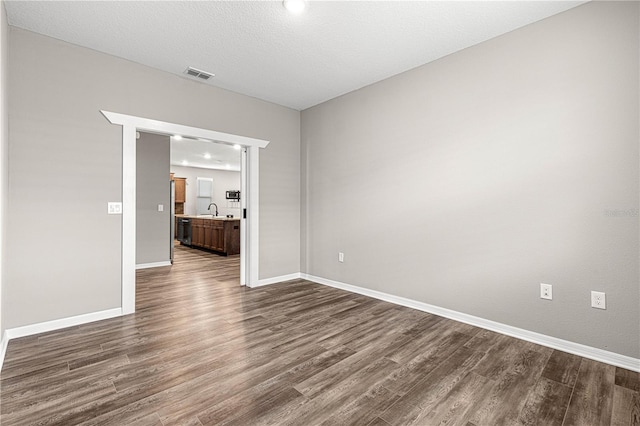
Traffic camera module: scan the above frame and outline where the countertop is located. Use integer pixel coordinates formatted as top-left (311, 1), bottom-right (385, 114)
top-left (176, 214), bottom-right (240, 221)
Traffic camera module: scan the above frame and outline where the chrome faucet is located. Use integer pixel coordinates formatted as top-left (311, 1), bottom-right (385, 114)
top-left (207, 203), bottom-right (218, 216)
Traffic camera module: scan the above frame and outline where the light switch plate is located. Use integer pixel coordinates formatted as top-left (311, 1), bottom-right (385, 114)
top-left (158, 204), bottom-right (164, 212)
top-left (108, 202), bottom-right (122, 215)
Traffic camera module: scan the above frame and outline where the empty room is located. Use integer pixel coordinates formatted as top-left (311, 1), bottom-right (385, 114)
top-left (0, 1), bottom-right (638, 425)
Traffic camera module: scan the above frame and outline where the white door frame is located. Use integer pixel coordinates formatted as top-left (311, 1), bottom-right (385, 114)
top-left (101, 111), bottom-right (269, 315)
top-left (240, 147), bottom-right (247, 285)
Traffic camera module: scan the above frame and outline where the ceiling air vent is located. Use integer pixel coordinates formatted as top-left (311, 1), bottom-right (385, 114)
top-left (184, 67), bottom-right (214, 81)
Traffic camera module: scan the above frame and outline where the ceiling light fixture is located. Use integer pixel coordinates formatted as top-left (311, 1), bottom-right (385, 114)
top-left (283, 0), bottom-right (306, 15)
top-left (233, 144), bottom-right (241, 150)
top-left (181, 160), bottom-right (188, 166)
top-left (173, 135), bottom-right (183, 140)
top-left (203, 153), bottom-right (211, 159)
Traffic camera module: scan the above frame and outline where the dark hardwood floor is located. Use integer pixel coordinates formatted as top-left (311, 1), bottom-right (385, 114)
top-left (1, 244), bottom-right (638, 425)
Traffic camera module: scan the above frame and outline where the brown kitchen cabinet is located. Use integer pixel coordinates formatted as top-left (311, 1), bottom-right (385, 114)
top-left (171, 175), bottom-right (187, 215)
top-left (173, 177), bottom-right (186, 202)
top-left (221, 220), bottom-right (241, 255)
top-left (191, 219), bottom-right (205, 247)
top-left (203, 220), bottom-right (225, 252)
top-left (182, 217), bottom-right (240, 256)
top-left (190, 219), bottom-right (200, 245)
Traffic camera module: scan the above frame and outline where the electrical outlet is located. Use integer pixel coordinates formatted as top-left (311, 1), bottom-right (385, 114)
top-left (591, 291), bottom-right (606, 309)
top-left (540, 283), bottom-right (552, 300)
top-left (338, 252), bottom-right (344, 263)
top-left (158, 204), bottom-right (164, 212)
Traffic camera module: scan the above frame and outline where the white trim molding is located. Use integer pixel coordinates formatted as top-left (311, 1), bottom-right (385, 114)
top-left (0, 308), bottom-right (122, 372)
top-left (101, 111), bottom-right (269, 149)
top-left (136, 261), bottom-right (172, 270)
top-left (121, 123), bottom-right (136, 314)
top-left (256, 272), bottom-right (302, 287)
top-left (100, 110), bottom-right (269, 311)
top-left (301, 273), bottom-right (640, 372)
top-left (0, 331), bottom-right (8, 373)
top-left (5, 308), bottom-right (123, 341)
top-left (246, 145), bottom-right (261, 287)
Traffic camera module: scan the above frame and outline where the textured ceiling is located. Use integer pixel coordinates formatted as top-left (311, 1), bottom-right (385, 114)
top-left (5, 1), bottom-right (586, 110)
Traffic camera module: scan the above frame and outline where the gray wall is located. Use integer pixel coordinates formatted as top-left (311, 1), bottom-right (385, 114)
top-left (136, 132), bottom-right (170, 265)
top-left (170, 165), bottom-right (241, 218)
top-left (0, 0), bottom-right (7, 337)
top-left (301, 2), bottom-right (639, 358)
top-left (6, 28), bottom-right (300, 329)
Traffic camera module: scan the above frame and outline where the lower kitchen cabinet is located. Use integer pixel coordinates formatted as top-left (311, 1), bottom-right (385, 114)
top-left (191, 219), bottom-right (205, 247)
top-left (203, 220), bottom-right (225, 252)
top-left (187, 218), bottom-right (239, 256)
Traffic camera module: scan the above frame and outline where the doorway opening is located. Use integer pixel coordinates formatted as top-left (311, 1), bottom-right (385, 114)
top-left (101, 110), bottom-right (269, 315)
top-left (169, 136), bottom-right (242, 253)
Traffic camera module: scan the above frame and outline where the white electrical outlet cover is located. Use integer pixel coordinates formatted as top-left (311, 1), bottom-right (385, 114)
top-left (540, 283), bottom-right (552, 300)
top-left (591, 291), bottom-right (606, 309)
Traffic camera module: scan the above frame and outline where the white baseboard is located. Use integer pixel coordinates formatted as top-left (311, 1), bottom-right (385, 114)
top-left (136, 261), bottom-right (172, 270)
top-left (1, 276), bottom-right (636, 374)
top-left (255, 272), bottom-right (302, 288)
top-left (0, 330), bottom-right (8, 373)
top-left (5, 308), bottom-right (123, 341)
top-left (301, 273), bottom-right (640, 372)
top-left (0, 307), bottom-right (123, 373)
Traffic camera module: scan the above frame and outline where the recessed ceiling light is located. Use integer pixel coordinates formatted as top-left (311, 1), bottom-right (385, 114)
top-left (204, 153), bottom-right (211, 160)
top-left (174, 135), bottom-right (183, 141)
top-left (181, 160), bottom-right (188, 166)
top-left (233, 144), bottom-right (241, 150)
top-left (283, 0), bottom-right (306, 14)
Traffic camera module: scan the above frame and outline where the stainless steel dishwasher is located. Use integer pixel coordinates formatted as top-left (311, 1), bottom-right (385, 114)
top-left (177, 217), bottom-right (192, 246)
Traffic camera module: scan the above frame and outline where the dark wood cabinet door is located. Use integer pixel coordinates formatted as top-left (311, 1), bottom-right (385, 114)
top-left (191, 219), bottom-right (204, 247)
top-left (203, 222), bottom-right (213, 250)
top-left (224, 222), bottom-right (241, 255)
top-left (211, 222), bottom-right (225, 251)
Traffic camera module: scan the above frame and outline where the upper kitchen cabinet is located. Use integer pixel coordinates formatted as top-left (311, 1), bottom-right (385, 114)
top-left (174, 177), bottom-right (186, 203)
top-left (171, 174), bottom-right (187, 214)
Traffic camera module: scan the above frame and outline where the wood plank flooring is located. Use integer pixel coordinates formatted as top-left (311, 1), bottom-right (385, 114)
top-left (1, 244), bottom-right (638, 425)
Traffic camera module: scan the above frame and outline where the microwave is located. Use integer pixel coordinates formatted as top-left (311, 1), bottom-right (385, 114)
top-left (226, 190), bottom-right (240, 200)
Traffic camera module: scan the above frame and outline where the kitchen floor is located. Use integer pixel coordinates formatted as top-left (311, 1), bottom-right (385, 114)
top-left (1, 248), bottom-right (638, 425)
top-left (171, 238), bottom-right (240, 280)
